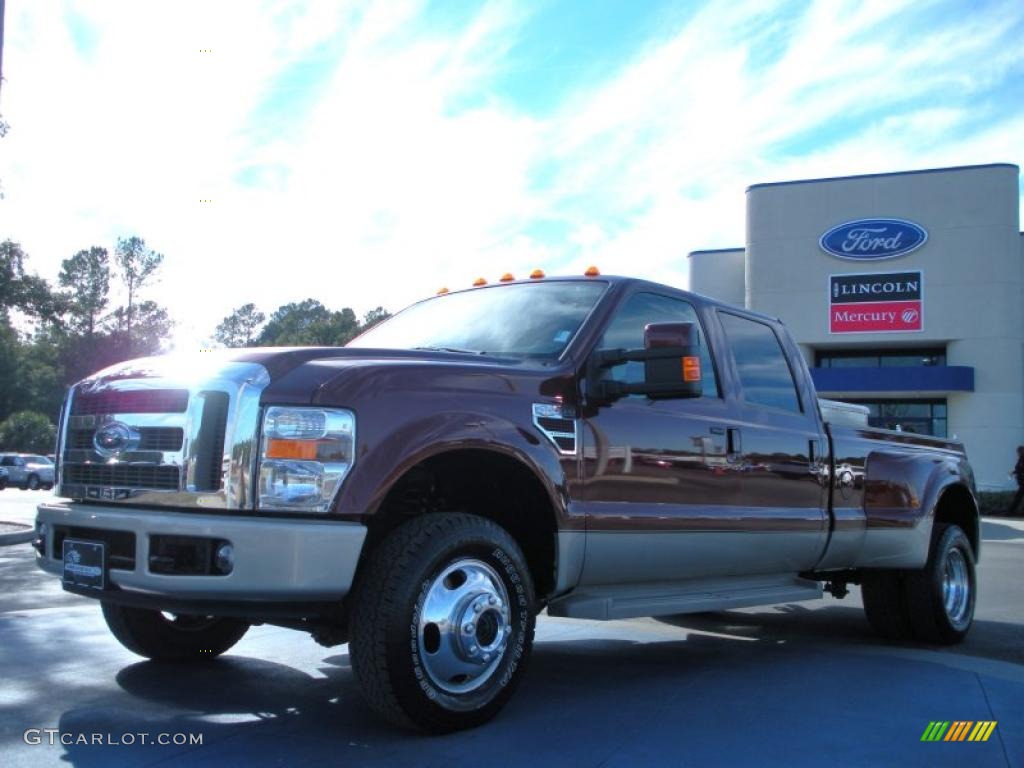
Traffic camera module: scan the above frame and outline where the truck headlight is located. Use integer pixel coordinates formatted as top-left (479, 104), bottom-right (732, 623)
top-left (257, 406), bottom-right (355, 513)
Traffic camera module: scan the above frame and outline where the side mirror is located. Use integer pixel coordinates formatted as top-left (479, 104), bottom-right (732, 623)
top-left (642, 322), bottom-right (703, 399)
top-left (589, 321), bottom-right (703, 401)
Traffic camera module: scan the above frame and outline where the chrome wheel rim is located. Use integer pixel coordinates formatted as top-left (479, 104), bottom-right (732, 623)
top-left (942, 547), bottom-right (971, 626)
top-left (417, 558), bottom-right (511, 695)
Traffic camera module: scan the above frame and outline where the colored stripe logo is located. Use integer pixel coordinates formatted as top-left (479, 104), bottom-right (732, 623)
top-left (921, 721), bottom-right (997, 742)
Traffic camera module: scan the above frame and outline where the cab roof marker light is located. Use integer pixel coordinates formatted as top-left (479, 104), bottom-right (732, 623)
top-left (584, 265), bottom-right (601, 277)
top-left (437, 287), bottom-right (449, 295)
top-left (500, 273), bottom-right (515, 282)
top-left (529, 269), bottom-right (545, 279)
top-left (473, 277), bottom-right (487, 286)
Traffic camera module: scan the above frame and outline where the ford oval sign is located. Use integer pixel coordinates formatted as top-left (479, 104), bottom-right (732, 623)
top-left (819, 218), bottom-right (927, 260)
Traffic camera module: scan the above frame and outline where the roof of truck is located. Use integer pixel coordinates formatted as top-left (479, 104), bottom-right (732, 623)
top-left (431, 273), bottom-right (782, 325)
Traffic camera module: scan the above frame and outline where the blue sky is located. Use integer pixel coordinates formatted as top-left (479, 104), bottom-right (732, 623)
top-left (2, 0), bottom-right (1023, 348)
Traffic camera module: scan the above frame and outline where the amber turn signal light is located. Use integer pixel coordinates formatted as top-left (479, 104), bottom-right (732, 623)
top-left (265, 439), bottom-right (320, 460)
top-left (682, 356), bottom-right (701, 382)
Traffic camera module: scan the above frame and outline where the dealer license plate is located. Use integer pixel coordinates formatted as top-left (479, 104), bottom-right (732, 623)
top-left (63, 539), bottom-right (106, 591)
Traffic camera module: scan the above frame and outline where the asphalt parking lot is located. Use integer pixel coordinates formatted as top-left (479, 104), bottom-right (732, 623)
top-left (1, 489), bottom-right (1022, 767)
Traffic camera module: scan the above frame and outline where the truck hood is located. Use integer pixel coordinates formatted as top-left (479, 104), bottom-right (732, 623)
top-left (259, 347), bottom-right (560, 406)
top-left (81, 346), bottom-right (563, 405)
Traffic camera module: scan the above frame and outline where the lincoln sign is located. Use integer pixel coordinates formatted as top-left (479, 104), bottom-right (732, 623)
top-left (829, 271), bottom-right (923, 333)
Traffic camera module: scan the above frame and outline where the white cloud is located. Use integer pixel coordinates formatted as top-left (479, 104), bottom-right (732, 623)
top-left (1, 0), bottom-right (1021, 350)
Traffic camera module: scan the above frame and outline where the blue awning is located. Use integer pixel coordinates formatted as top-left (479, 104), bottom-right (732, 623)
top-left (810, 365), bottom-right (974, 394)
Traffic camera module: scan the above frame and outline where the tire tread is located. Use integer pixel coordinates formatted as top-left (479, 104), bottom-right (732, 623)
top-left (905, 523), bottom-right (975, 645)
top-left (349, 513), bottom-right (534, 731)
top-left (862, 572), bottom-right (913, 641)
top-left (101, 603), bottom-right (249, 660)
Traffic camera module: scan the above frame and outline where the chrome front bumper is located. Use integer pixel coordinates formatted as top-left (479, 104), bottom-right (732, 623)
top-left (35, 501), bottom-right (366, 602)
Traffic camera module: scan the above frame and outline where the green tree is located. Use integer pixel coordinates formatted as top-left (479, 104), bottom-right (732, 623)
top-left (59, 246), bottom-right (110, 338)
top-left (12, 337), bottom-right (64, 421)
top-left (361, 306), bottom-right (391, 330)
top-left (0, 240), bottom-right (57, 321)
top-left (214, 303), bottom-right (266, 347)
top-left (114, 236), bottom-right (163, 355)
top-left (258, 300), bottom-right (360, 346)
top-left (0, 321), bottom-right (22, 420)
top-left (107, 300), bottom-right (174, 358)
top-left (0, 411), bottom-right (56, 454)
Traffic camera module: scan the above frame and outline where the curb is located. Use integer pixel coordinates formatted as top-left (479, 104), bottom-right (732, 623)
top-left (0, 522), bottom-right (36, 547)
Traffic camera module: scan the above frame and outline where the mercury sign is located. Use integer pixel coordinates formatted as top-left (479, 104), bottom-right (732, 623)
top-left (820, 218), bottom-right (927, 260)
top-left (829, 270), bottom-right (923, 333)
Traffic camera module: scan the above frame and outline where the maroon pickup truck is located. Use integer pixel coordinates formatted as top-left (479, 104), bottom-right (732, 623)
top-left (35, 272), bottom-right (979, 732)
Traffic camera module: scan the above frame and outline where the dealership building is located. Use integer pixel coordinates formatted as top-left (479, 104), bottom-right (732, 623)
top-left (689, 163), bottom-right (1023, 490)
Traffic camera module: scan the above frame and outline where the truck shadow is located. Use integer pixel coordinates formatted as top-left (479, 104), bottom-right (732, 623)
top-left (654, 603), bottom-right (1024, 666)
top-left (40, 609), bottom-right (1021, 767)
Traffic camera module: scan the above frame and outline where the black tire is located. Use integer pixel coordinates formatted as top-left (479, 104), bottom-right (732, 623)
top-left (101, 603), bottom-right (249, 660)
top-left (905, 524), bottom-right (976, 644)
top-left (861, 571), bottom-right (912, 641)
top-left (0, 479), bottom-right (7, 491)
top-left (26, 474), bottom-right (40, 491)
top-left (349, 513), bottom-right (536, 733)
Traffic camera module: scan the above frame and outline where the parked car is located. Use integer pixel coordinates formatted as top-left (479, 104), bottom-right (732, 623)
top-left (0, 453), bottom-right (55, 490)
top-left (35, 272), bottom-right (979, 732)
top-left (0, 466), bottom-right (8, 490)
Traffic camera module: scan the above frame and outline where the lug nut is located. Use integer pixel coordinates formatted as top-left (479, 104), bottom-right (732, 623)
top-left (463, 623), bottom-right (474, 634)
top-left (483, 653), bottom-right (491, 662)
top-left (474, 603), bottom-right (483, 613)
top-left (488, 596), bottom-right (497, 605)
top-left (469, 645), bottom-right (478, 654)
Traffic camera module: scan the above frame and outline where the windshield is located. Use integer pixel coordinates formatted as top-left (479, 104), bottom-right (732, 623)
top-left (348, 281), bottom-right (607, 359)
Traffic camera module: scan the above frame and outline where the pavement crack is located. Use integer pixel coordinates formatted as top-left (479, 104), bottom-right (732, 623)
top-left (975, 671), bottom-right (1012, 767)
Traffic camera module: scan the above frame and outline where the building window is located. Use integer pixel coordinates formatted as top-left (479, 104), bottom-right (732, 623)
top-left (816, 348), bottom-right (946, 368)
top-left (847, 399), bottom-right (947, 437)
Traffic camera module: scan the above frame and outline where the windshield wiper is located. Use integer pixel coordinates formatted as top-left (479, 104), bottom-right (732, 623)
top-left (412, 346), bottom-right (486, 356)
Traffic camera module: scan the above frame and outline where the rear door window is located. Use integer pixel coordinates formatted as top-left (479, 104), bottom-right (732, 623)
top-left (719, 313), bottom-right (802, 413)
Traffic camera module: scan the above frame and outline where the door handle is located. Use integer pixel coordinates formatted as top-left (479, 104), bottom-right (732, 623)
top-left (726, 428), bottom-right (742, 463)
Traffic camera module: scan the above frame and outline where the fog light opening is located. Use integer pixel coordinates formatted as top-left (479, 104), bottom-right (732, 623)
top-left (214, 542), bottom-right (234, 575)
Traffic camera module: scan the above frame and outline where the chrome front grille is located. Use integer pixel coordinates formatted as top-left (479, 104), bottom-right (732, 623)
top-left (71, 389), bottom-right (189, 415)
top-left (68, 426), bottom-right (185, 452)
top-left (64, 464), bottom-right (181, 490)
top-left (57, 356), bottom-right (270, 510)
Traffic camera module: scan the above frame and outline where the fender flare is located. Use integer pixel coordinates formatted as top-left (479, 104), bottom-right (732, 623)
top-left (919, 461), bottom-right (980, 556)
top-left (336, 410), bottom-right (570, 527)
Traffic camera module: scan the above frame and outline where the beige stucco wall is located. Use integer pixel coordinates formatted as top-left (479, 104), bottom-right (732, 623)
top-left (687, 249), bottom-right (745, 307)
top-left (692, 164), bottom-right (1023, 490)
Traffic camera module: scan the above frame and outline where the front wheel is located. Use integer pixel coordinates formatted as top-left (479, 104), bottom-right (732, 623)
top-left (101, 603), bottom-right (249, 660)
top-left (25, 474), bottom-right (40, 491)
top-left (349, 513), bottom-right (536, 733)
